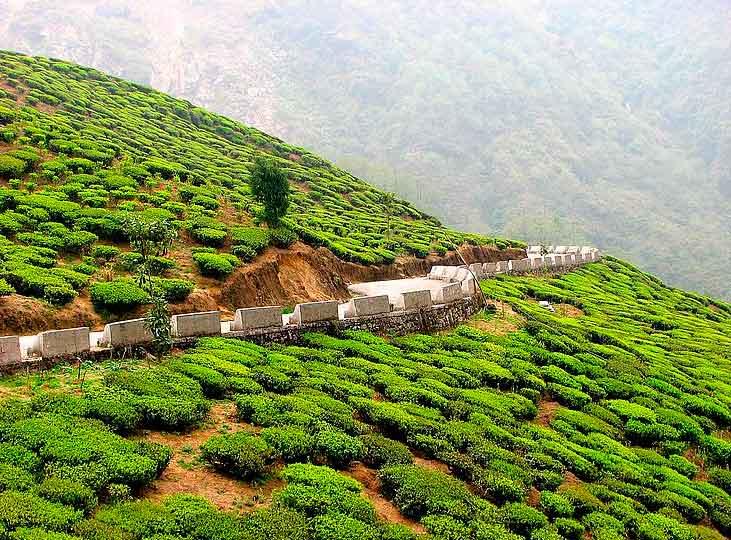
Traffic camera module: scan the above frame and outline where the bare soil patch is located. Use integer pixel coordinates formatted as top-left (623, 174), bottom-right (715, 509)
top-left (554, 303), bottom-right (585, 318)
top-left (0, 241), bottom-right (523, 335)
top-left (559, 471), bottom-right (582, 489)
top-left (527, 487), bottom-right (541, 508)
top-left (413, 455), bottom-right (452, 475)
top-left (140, 402), bottom-right (279, 511)
top-left (0, 294), bottom-right (103, 336)
top-left (534, 400), bottom-right (560, 427)
top-left (345, 463), bottom-right (425, 533)
top-left (468, 302), bottom-right (525, 336)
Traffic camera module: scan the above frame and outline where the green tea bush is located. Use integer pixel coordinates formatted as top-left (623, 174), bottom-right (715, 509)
top-left (261, 427), bottom-right (314, 462)
top-left (0, 491), bottom-right (82, 532)
top-left (539, 491), bottom-right (575, 518)
top-left (231, 226), bottom-right (270, 253)
top-left (191, 227), bottom-right (227, 247)
top-left (359, 433), bottom-right (413, 468)
top-left (35, 478), bottom-right (97, 514)
top-left (90, 279), bottom-right (150, 311)
top-left (0, 155), bottom-right (25, 178)
top-left (200, 432), bottom-right (273, 478)
top-left (192, 252), bottom-right (238, 277)
top-left (379, 464), bottom-right (475, 520)
top-left (269, 226), bottom-right (297, 248)
top-left (314, 429), bottom-right (364, 467)
top-left (0, 463), bottom-right (34, 491)
top-left (168, 361), bottom-right (228, 398)
top-left (499, 503), bottom-right (549, 537)
top-left (311, 513), bottom-right (380, 540)
top-left (153, 278), bottom-right (194, 301)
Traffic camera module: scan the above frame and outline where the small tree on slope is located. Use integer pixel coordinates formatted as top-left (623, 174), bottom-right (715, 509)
top-left (250, 157), bottom-right (290, 227)
top-left (123, 215), bottom-right (177, 359)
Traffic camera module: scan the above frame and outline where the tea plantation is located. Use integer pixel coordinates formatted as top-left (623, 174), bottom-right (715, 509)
top-left (0, 258), bottom-right (730, 539)
top-left (0, 50), bottom-right (519, 311)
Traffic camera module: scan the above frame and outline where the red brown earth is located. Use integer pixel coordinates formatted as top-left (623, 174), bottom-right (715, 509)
top-left (0, 242), bottom-right (523, 335)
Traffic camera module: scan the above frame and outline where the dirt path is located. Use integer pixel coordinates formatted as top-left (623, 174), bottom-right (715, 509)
top-left (344, 463), bottom-right (426, 533)
top-left (139, 402), bottom-right (281, 511)
top-left (534, 400), bottom-right (560, 426)
top-left (0, 242), bottom-right (523, 336)
top-left (467, 301), bottom-right (525, 335)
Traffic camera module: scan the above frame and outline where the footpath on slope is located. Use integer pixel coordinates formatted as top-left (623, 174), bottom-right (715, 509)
top-left (1, 245), bottom-right (601, 373)
top-left (0, 242), bottom-right (524, 337)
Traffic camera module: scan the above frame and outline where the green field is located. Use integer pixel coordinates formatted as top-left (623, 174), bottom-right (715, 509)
top-left (0, 50), bottom-right (520, 315)
top-left (0, 259), bottom-right (730, 539)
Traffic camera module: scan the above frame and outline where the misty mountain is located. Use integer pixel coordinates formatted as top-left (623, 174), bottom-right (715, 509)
top-left (1, 0), bottom-right (729, 298)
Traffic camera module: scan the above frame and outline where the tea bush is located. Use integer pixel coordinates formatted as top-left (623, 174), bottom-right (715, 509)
top-left (89, 279), bottom-right (150, 311)
top-left (0, 248), bottom-right (730, 537)
top-left (200, 432), bottom-right (274, 478)
top-left (192, 252), bottom-right (238, 278)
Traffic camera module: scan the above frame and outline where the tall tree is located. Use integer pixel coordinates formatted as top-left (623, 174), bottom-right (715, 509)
top-left (250, 157), bottom-right (290, 226)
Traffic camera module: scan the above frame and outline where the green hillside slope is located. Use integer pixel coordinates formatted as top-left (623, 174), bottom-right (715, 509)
top-left (0, 259), bottom-right (730, 539)
top-left (1, 0), bottom-right (728, 299)
top-left (0, 51), bottom-right (516, 313)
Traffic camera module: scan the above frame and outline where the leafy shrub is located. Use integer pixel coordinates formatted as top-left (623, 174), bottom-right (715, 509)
top-left (168, 361), bottom-right (228, 398)
top-left (0, 155), bottom-right (25, 178)
top-left (359, 433), bottom-right (413, 468)
top-left (200, 432), bottom-right (273, 478)
top-left (35, 478), bottom-right (97, 514)
top-left (269, 226), bottom-right (297, 248)
top-left (539, 491), bottom-right (575, 518)
top-left (90, 279), bottom-right (149, 311)
top-left (0, 491), bottom-right (82, 531)
top-left (191, 227), bottom-right (227, 247)
top-left (193, 252), bottom-right (238, 277)
top-left (379, 464), bottom-right (475, 520)
top-left (314, 429), bottom-right (364, 467)
top-left (90, 245), bottom-right (121, 262)
top-left (0, 463), bottom-right (34, 491)
top-left (154, 278), bottom-right (194, 302)
top-left (0, 278), bottom-right (15, 296)
top-left (500, 503), bottom-right (549, 537)
top-left (231, 226), bottom-right (270, 252)
top-left (261, 427), bottom-right (314, 462)
top-left (311, 513), bottom-right (380, 540)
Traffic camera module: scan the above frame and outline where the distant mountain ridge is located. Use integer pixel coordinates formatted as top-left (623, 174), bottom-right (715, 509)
top-left (1, 0), bottom-right (729, 298)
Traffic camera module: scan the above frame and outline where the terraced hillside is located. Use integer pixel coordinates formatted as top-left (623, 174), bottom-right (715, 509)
top-left (0, 259), bottom-right (730, 539)
top-left (0, 50), bottom-right (519, 333)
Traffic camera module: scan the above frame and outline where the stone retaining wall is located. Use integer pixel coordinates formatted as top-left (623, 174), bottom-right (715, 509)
top-left (0, 244), bottom-right (602, 374)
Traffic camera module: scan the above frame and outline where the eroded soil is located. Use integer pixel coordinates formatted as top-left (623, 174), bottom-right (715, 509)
top-left (0, 242), bottom-right (523, 335)
top-left (140, 402), bottom-right (281, 511)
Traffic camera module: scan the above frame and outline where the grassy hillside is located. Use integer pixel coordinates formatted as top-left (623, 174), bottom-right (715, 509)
top-left (1, 0), bottom-right (728, 299)
top-left (0, 259), bottom-right (730, 539)
top-left (0, 51), bottom-right (516, 314)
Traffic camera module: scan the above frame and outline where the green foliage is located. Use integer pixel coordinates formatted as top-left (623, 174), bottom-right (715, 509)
top-left (359, 433), bottom-right (413, 468)
top-left (260, 427), bottom-right (314, 462)
top-left (0, 255), bottom-right (729, 538)
top-left (200, 432), bottom-right (274, 478)
top-left (314, 429), bottom-right (364, 467)
top-left (0, 155), bottom-right (26, 178)
top-left (192, 252), bottom-right (238, 278)
top-left (90, 279), bottom-right (150, 311)
top-left (250, 158), bottom-right (290, 226)
top-left (35, 478), bottom-right (97, 514)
